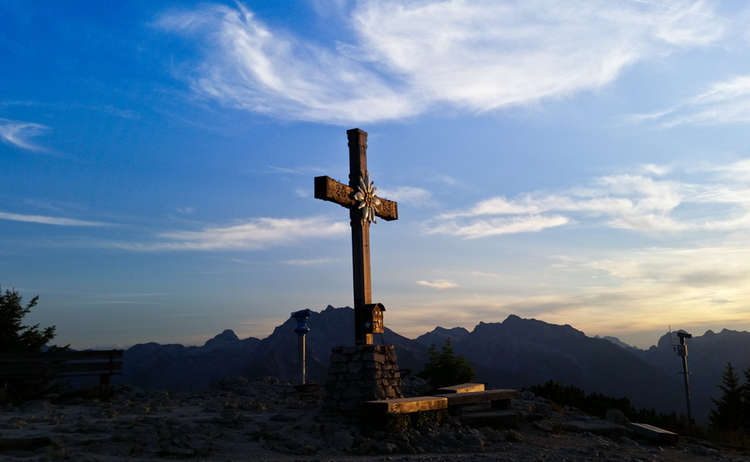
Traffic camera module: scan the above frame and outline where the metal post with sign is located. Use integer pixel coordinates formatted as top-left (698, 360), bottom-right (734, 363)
top-left (291, 309), bottom-right (312, 385)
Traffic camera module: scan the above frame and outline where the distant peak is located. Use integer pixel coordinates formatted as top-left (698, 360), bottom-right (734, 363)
top-left (217, 329), bottom-right (238, 340)
top-left (322, 305), bottom-right (351, 312)
top-left (415, 325), bottom-right (470, 345)
top-left (432, 326), bottom-right (469, 334)
top-left (204, 329), bottom-right (239, 347)
top-left (503, 314), bottom-right (523, 323)
top-left (601, 335), bottom-right (635, 350)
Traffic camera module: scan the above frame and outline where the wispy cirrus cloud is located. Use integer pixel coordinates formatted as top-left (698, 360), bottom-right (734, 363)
top-left (114, 216), bottom-right (346, 251)
top-left (429, 214), bottom-right (569, 239)
top-left (282, 257), bottom-right (341, 266)
top-left (378, 186), bottom-right (433, 206)
top-left (0, 118), bottom-right (50, 152)
top-left (158, 1), bottom-right (726, 124)
top-left (156, 3), bottom-right (417, 124)
top-left (429, 159), bottom-right (750, 238)
top-left (416, 279), bottom-right (459, 290)
top-left (0, 211), bottom-right (109, 227)
top-left (176, 207), bottom-right (195, 215)
top-left (629, 75), bottom-right (750, 127)
top-left (266, 165), bottom-right (325, 175)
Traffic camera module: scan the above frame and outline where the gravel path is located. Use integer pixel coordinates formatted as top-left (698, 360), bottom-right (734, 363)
top-left (0, 377), bottom-right (748, 461)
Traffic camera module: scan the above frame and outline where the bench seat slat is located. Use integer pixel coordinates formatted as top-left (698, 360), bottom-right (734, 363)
top-left (437, 383), bottom-right (486, 394)
top-left (365, 396), bottom-right (448, 414)
top-left (437, 389), bottom-right (519, 406)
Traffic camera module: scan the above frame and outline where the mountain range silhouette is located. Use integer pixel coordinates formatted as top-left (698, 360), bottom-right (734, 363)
top-left (117, 306), bottom-right (750, 423)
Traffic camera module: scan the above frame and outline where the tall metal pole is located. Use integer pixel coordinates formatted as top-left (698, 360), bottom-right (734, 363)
top-left (676, 332), bottom-right (693, 426)
top-left (298, 333), bottom-right (306, 385)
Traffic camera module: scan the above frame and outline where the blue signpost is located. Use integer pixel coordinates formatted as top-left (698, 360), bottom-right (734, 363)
top-left (291, 309), bottom-right (312, 385)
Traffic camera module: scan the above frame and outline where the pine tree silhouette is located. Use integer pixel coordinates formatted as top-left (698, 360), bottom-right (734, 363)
top-left (709, 362), bottom-right (743, 431)
top-left (418, 339), bottom-right (475, 389)
top-left (742, 368), bottom-right (750, 431)
top-left (0, 288), bottom-right (55, 353)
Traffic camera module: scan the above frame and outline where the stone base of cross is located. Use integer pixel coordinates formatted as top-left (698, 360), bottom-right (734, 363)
top-left (324, 344), bottom-right (403, 412)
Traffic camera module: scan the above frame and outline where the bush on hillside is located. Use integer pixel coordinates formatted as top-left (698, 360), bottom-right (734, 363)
top-left (418, 339), bottom-right (475, 389)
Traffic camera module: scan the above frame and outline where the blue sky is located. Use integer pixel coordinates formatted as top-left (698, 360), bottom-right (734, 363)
top-left (3, 0), bottom-right (750, 349)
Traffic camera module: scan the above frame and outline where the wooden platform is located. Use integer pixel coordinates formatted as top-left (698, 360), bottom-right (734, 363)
top-left (365, 396), bottom-right (447, 414)
top-left (437, 383), bottom-right (485, 394)
top-left (437, 389), bottom-right (519, 406)
top-left (629, 422), bottom-right (679, 444)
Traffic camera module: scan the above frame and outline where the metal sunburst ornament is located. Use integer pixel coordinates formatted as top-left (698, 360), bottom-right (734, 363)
top-left (353, 172), bottom-right (381, 224)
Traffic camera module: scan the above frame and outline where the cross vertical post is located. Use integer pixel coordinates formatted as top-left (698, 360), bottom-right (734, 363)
top-left (347, 129), bottom-right (372, 316)
top-left (314, 128), bottom-right (398, 346)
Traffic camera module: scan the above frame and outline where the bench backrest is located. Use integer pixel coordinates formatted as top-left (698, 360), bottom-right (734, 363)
top-left (0, 350), bottom-right (123, 379)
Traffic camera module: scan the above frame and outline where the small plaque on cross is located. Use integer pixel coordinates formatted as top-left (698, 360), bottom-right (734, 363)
top-left (314, 128), bottom-right (398, 345)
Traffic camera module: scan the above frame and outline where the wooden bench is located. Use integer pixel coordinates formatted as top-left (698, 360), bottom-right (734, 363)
top-left (437, 382), bottom-right (485, 394)
top-left (365, 396), bottom-right (448, 414)
top-left (629, 422), bottom-right (679, 444)
top-left (365, 389), bottom-right (519, 415)
top-left (437, 388), bottom-right (519, 409)
top-left (0, 350), bottom-right (123, 390)
top-left (365, 386), bottom-right (521, 431)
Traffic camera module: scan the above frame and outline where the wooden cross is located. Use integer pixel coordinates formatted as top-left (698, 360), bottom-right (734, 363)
top-left (314, 128), bottom-right (398, 345)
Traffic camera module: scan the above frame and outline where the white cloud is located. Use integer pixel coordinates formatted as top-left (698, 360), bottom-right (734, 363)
top-left (282, 257), bottom-right (340, 266)
top-left (267, 165), bottom-right (324, 175)
top-left (159, 1), bottom-right (726, 124)
top-left (416, 279), bottom-right (459, 290)
top-left (0, 211), bottom-right (108, 227)
top-left (157, 3), bottom-right (419, 124)
top-left (116, 216), bottom-right (346, 251)
top-left (430, 214), bottom-right (569, 239)
top-left (0, 119), bottom-right (50, 152)
top-left (431, 175), bottom-right (458, 186)
top-left (586, 245), bottom-right (750, 286)
top-left (710, 158), bottom-right (750, 183)
top-left (430, 159), bottom-right (750, 238)
top-left (377, 186), bottom-right (432, 206)
top-left (630, 74), bottom-right (750, 127)
top-left (640, 163), bottom-right (672, 176)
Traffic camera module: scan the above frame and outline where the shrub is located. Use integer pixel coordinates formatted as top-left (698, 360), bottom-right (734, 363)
top-left (418, 339), bottom-right (475, 389)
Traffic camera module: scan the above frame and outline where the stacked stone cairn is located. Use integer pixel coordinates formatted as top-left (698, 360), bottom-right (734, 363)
top-left (325, 345), bottom-right (403, 412)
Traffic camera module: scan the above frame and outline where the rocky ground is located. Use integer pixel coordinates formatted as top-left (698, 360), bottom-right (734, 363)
top-left (1, 377), bottom-right (748, 461)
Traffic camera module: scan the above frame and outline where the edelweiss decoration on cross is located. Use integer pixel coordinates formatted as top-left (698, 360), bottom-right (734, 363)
top-left (314, 128), bottom-right (398, 345)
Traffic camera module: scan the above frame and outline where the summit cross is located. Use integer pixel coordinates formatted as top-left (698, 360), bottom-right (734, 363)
top-left (314, 128), bottom-right (398, 345)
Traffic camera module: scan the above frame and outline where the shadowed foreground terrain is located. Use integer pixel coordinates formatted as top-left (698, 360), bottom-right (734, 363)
top-left (2, 377), bottom-right (748, 461)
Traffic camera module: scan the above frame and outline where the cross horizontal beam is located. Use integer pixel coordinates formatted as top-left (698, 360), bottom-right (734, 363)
top-left (314, 176), bottom-right (398, 221)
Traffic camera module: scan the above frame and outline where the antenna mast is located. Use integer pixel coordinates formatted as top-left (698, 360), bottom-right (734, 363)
top-left (674, 331), bottom-right (693, 426)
